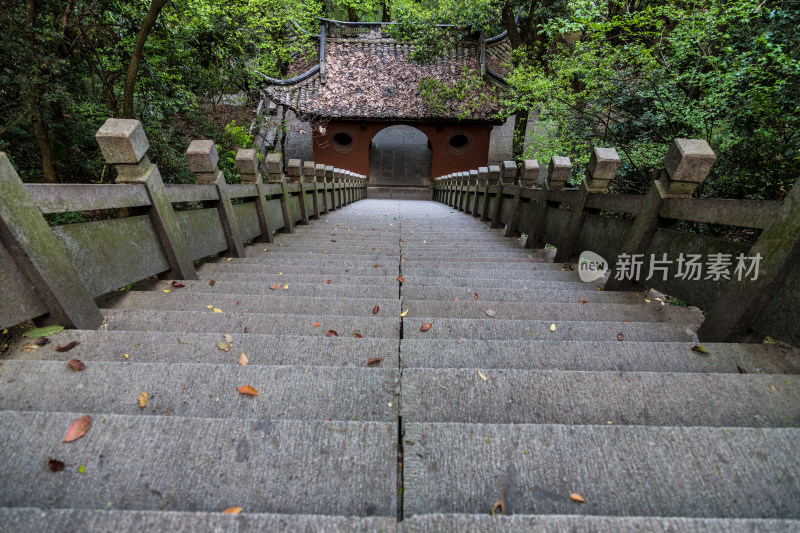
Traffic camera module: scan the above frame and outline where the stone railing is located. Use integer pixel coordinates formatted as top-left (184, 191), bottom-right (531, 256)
top-left (433, 139), bottom-right (800, 347)
top-left (0, 118), bottom-right (367, 331)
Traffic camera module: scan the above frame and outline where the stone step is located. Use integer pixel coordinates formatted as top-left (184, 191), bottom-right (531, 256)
top-left (103, 309), bottom-right (400, 339)
top-left (400, 300), bottom-right (700, 322)
top-left (400, 267), bottom-right (569, 279)
top-left (400, 339), bottom-right (800, 374)
top-left (198, 264), bottom-right (397, 277)
top-left (0, 361), bottom-right (398, 421)
top-left (402, 252), bottom-right (546, 260)
top-left (398, 514), bottom-right (800, 532)
top-left (402, 317), bottom-right (696, 342)
top-left (177, 274), bottom-right (397, 287)
top-left (0, 411), bottom-right (396, 515)
top-left (248, 247), bottom-right (400, 257)
top-left (0, 508), bottom-right (396, 533)
top-left (108, 292), bottom-right (398, 316)
top-left (245, 249), bottom-right (401, 260)
top-left (401, 287), bottom-right (639, 304)
top-left (200, 257), bottom-right (401, 270)
top-left (400, 260), bottom-right (565, 270)
top-left (6, 330), bottom-right (399, 367)
top-left (405, 280), bottom-right (591, 292)
top-left (402, 422), bottom-right (800, 518)
top-left (402, 369), bottom-right (800, 426)
top-left (399, 272), bottom-right (589, 285)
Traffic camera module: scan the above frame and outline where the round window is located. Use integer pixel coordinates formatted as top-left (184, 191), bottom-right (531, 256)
top-left (447, 133), bottom-right (471, 154)
top-left (332, 131), bottom-right (354, 153)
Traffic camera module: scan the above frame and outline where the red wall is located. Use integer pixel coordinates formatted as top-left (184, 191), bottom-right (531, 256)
top-left (311, 121), bottom-right (492, 183)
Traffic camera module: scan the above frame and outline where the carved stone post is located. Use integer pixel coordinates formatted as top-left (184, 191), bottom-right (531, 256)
top-left (520, 160), bottom-right (540, 189)
top-left (465, 170), bottom-right (478, 214)
top-left (236, 148), bottom-right (274, 243)
top-left (527, 157), bottom-right (571, 249)
top-left (287, 158), bottom-right (308, 225)
top-left (316, 164), bottom-right (329, 214)
top-left (478, 167), bottom-right (490, 220)
top-left (502, 161), bottom-right (524, 237)
top-left (267, 152), bottom-right (293, 233)
top-left (96, 119), bottom-right (197, 281)
top-left (605, 139), bottom-right (716, 291)
top-left (488, 165), bottom-right (504, 228)
top-left (555, 148), bottom-right (621, 262)
top-left (303, 161), bottom-right (320, 219)
top-left (325, 166), bottom-right (336, 211)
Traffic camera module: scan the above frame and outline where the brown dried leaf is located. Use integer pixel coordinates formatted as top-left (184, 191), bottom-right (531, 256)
top-left (578, 298), bottom-right (588, 304)
top-left (138, 391), bottom-right (148, 409)
top-left (325, 330), bottom-right (339, 337)
top-left (616, 332), bottom-right (625, 342)
top-left (353, 332), bottom-right (363, 338)
top-left (420, 323), bottom-right (432, 332)
top-left (217, 342), bottom-right (230, 351)
top-left (56, 341), bottom-right (80, 353)
top-left (63, 415), bottom-right (90, 442)
top-left (172, 282), bottom-right (186, 288)
top-left (238, 352), bottom-right (249, 366)
top-left (326, 280), bottom-right (332, 284)
top-left (209, 280), bottom-right (216, 286)
top-left (491, 496), bottom-right (505, 516)
top-left (372, 305), bottom-right (380, 315)
top-left (473, 292), bottom-right (479, 300)
top-left (331, 239), bottom-right (337, 242)
top-left (237, 385), bottom-right (259, 396)
top-left (485, 309), bottom-right (497, 317)
top-left (396, 276), bottom-right (406, 283)
top-left (367, 357), bottom-right (383, 366)
top-left (223, 334), bottom-right (233, 344)
top-left (34, 337), bottom-right (50, 346)
top-left (222, 507), bottom-right (243, 514)
top-left (67, 359), bottom-right (86, 371)
top-left (269, 284), bottom-right (281, 290)
top-left (570, 493), bottom-right (585, 503)
top-left (313, 322), bottom-right (321, 328)
top-left (47, 458), bottom-right (65, 472)
top-left (401, 239), bottom-right (406, 243)
top-left (373, 264), bottom-right (382, 268)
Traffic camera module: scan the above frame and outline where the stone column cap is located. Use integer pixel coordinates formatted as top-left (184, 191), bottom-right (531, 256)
top-left (186, 140), bottom-right (218, 173)
top-left (96, 118), bottom-right (150, 164)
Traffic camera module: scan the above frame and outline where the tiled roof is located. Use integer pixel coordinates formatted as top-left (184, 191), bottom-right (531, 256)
top-left (263, 28), bottom-right (511, 122)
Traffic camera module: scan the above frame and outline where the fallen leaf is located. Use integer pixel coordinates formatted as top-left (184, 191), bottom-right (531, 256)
top-left (217, 342), bottom-right (230, 351)
top-left (401, 239), bottom-right (406, 243)
top-left (691, 345), bottom-right (709, 354)
top-left (56, 341), bottom-right (80, 353)
top-left (453, 297), bottom-right (458, 302)
top-left (222, 507), bottom-right (242, 514)
top-left (373, 305), bottom-right (380, 315)
top-left (223, 334), bottom-right (233, 344)
top-left (78, 464), bottom-right (85, 474)
top-left (226, 257), bottom-right (232, 262)
top-left (644, 299), bottom-right (651, 303)
top-left (207, 305), bottom-right (214, 309)
top-left (34, 337), bottom-right (50, 346)
top-left (367, 357), bottom-right (382, 366)
top-left (596, 286), bottom-right (604, 291)
top-left (738, 365), bottom-right (748, 374)
top-left (23, 325), bottom-right (64, 339)
top-left (491, 495), bottom-right (505, 516)
top-left (63, 415), bottom-right (90, 442)
top-left (400, 309), bottom-right (409, 317)
top-left (326, 280), bottom-right (332, 284)
top-left (579, 298), bottom-right (588, 304)
top-left (617, 332), bottom-right (625, 341)
top-left (477, 370), bottom-right (488, 381)
top-left (67, 359), bottom-right (86, 371)
top-left (396, 276), bottom-right (406, 283)
top-left (485, 309), bottom-right (497, 317)
top-left (47, 458), bottom-right (65, 472)
top-left (138, 391), bottom-right (148, 409)
top-left (238, 352), bottom-right (249, 366)
top-left (237, 385), bottom-right (259, 396)
top-left (323, 251), bottom-right (328, 254)
top-left (331, 239), bottom-right (337, 242)
top-left (420, 323), bottom-right (432, 332)
top-left (209, 280), bottom-right (215, 286)
top-left (22, 344), bottom-right (40, 352)
top-left (213, 308), bottom-right (222, 313)
top-left (162, 289), bottom-right (171, 293)
top-left (353, 332), bottom-right (363, 338)
top-left (550, 323), bottom-right (556, 332)
top-left (473, 292), bottom-right (479, 300)
top-left (325, 330), bottom-right (339, 337)
top-left (123, 353), bottom-right (129, 359)
top-left (371, 247), bottom-right (376, 250)
top-left (313, 322), bottom-right (321, 327)
top-left (172, 282), bottom-right (186, 288)
top-left (283, 284), bottom-right (289, 290)
top-left (373, 265), bottom-right (381, 268)
top-left (570, 493), bottom-right (585, 503)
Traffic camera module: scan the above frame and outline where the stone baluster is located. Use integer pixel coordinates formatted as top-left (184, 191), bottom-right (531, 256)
top-left (325, 166), bottom-right (336, 211)
top-left (266, 152), bottom-right (293, 233)
top-left (488, 164), bottom-right (505, 228)
top-left (502, 161), bottom-right (525, 237)
top-left (520, 160), bottom-right (540, 189)
top-left (546, 156), bottom-right (571, 191)
top-left (235, 148), bottom-right (274, 243)
top-left (478, 167), bottom-right (490, 220)
top-left (287, 159), bottom-right (308, 225)
top-left (467, 169), bottom-right (479, 214)
top-left (303, 161), bottom-right (320, 219)
top-left (315, 164), bottom-right (329, 214)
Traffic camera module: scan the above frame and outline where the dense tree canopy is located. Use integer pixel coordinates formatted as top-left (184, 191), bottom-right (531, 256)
top-left (1, 0), bottom-right (796, 203)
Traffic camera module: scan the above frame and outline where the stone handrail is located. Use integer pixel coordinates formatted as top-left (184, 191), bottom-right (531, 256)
top-left (432, 140), bottom-right (800, 347)
top-left (0, 119), bottom-right (367, 331)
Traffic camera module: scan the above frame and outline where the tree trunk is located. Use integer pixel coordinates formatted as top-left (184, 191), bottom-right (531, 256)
top-left (381, 0), bottom-right (390, 22)
top-left (123, 0), bottom-right (168, 118)
top-left (512, 108), bottom-right (529, 160)
top-left (26, 0), bottom-right (57, 183)
top-left (346, 5), bottom-right (358, 22)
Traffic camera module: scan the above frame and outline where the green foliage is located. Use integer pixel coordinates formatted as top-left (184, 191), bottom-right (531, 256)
top-left (217, 120), bottom-right (255, 183)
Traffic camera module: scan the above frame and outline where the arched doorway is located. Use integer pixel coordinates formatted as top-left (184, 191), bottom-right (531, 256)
top-left (369, 125), bottom-right (432, 187)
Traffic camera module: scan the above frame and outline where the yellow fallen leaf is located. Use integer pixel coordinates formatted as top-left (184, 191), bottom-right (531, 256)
top-left (283, 284), bottom-right (289, 290)
top-left (138, 391), bottom-right (148, 409)
top-left (207, 305), bottom-right (214, 309)
top-left (550, 323), bottom-right (556, 332)
top-left (222, 507), bottom-right (242, 514)
top-left (237, 385), bottom-right (259, 396)
top-left (226, 258), bottom-right (232, 262)
top-left (162, 289), bottom-right (170, 293)
top-left (1, 329), bottom-right (6, 335)
top-left (644, 299), bottom-right (651, 303)
top-left (214, 308), bottom-right (223, 313)
top-left (478, 370), bottom-right (488, 381)
top-left (123, 354), bottom-right (130, 359)
top-left (238, 352), bottom-right (249, 366)
top-left (400, 309), bottom-right (409, 317)
top-left (570, 493), bottom-right (585, 503)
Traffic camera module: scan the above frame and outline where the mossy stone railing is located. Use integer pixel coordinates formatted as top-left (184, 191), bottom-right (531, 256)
top-left (0, 119), bottom-right (367, 331)
top-left (433, 140), bottom-right (800, 347)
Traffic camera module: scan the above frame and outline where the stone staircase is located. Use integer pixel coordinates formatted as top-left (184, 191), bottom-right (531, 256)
top-left (1, 199), bottom-right (799, 531)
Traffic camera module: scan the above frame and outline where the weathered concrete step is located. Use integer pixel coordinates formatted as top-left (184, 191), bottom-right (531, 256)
top-left (201, 257), bottom-right (400, 270)
top-left (402, 252), bottom-right (545, 260)
top-left (401, 260), bottom-right (565, 270)
top-left (141, 280), bottom-right (397, 299)
top-left (403, 423), bottom-right (800, 518)
top-left (248, 247), bottom-right (400, 257)
top-left (403, 317), bottom-right (696, 342)
top-left (244, 250), bottom-right (400, 260)
top-left (399, 514), bottom-right (800, 532)
top-left (402, 369), bottom-right (800, 426)
top-left (108, 292), bottom-right (398, 316)
top-left (399, 272), bottom-right (587, 285)
top-left (0, 362), bottom-right (398, 421)
top-left (199, 264), bottom-right (398, 277)
top-left (178, 274), bottom-right (396, 287)
top-left (401, 266), bottom-right (567, 278)
top-left (400, 340), bottom-right (800, 374)
top-left (0, 411), bottom-right (396, 515)
top-left (6, 330), bottom-right (399, 367)
top-left (401, 300), bottom-right (700, 323)
top-left (0, 508), bottom-right (396, 533)
top-left (403, 280), bottom-right (591, 292)
top-left (401, 287), bottom-right (638, 304)
top-left (103, 310), bottom-right (400, 339)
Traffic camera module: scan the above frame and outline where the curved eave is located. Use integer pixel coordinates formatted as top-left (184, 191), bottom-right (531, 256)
top-left (486, 67), bottom-right (509, 87)
top-left (257, 65), bottom-right (320, 87)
